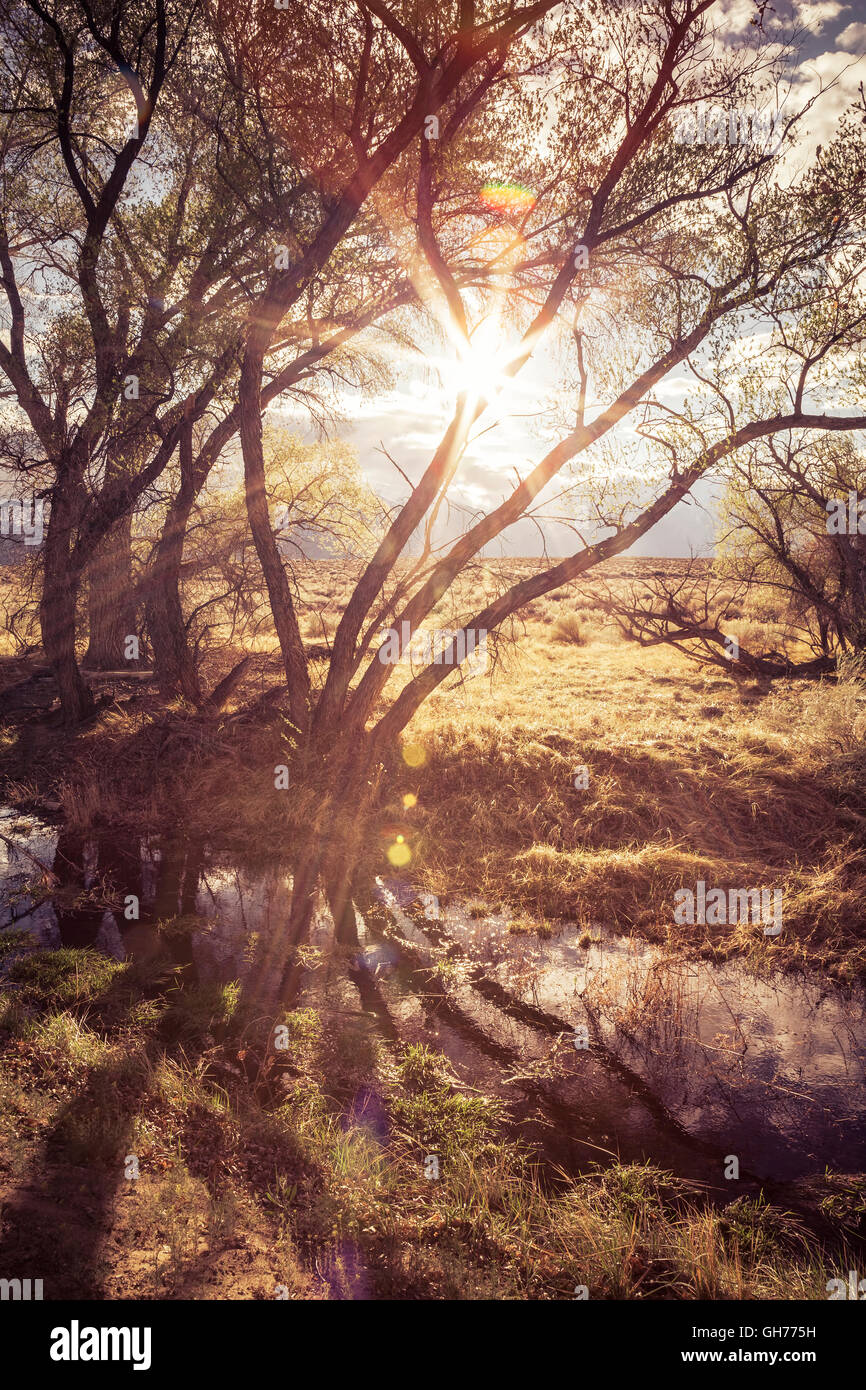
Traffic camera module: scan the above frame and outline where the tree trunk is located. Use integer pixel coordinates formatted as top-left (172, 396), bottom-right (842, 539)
top-left (84, 516), bottom-right (139, 669)
top-left (40, 490), bottom-right (94, 725)
top-left (41, 577), bottom-right (93, 723)
top-left (145, 483), bottom-right (201, 703)
top-left (203, 656), bottom-right (251, 714)
top-left (239, 346), bottom-right (311, 732)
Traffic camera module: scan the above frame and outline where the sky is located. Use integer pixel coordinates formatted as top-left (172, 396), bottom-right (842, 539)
top-left (276, 0), bottom-right (866, 560)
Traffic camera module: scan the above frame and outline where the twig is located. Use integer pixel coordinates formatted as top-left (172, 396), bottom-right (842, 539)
top-left (0, 829), bottom-right (58, 885)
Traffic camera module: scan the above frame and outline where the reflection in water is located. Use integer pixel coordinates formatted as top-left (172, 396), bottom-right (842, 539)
top-left (377, 883), bottom-right (866, 1181)
top-left (1, 811), bottom-right (864, 1183)
top-left (0, 812), bottom-right (203, 969)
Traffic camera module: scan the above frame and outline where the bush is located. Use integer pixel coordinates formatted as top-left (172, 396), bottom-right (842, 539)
top-left (552, 612), bottom-right (586, 645)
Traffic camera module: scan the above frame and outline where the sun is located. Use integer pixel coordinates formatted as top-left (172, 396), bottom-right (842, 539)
top-left (436, 317), bottom-right (513, 409)
top-left (448, 354), bottom-right (508, 405)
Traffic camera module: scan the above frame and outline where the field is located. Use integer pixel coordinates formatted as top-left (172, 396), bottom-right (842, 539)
top-left (0, 558), bottom-right (864, 1300)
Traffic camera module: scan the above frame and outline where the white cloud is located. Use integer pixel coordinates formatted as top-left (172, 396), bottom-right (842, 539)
top-left (772, 46), bottom-right (865, 175)
top-left (714, 0), bottom-right (762, 37)
top-left (714, 0), bottom-right (843, 39)
top-left (792, 1), bottom-right (846, 34)
top-left (836, 21), bottom-right (866, 52)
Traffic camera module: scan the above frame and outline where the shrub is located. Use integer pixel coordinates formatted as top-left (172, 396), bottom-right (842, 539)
top-left (553, 612), bottom-right (586, 645)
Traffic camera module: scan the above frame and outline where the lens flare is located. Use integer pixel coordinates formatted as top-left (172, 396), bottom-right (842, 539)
top-left (402, 742), bottom-right (427, 768)
top-left (479, 182), bottom-right (536, 218)
top-left (387, 839), bottom-right (412, 868)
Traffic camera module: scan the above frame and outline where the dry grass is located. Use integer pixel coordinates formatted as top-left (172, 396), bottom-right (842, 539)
top-left (552, 612), bottom-right (587, 645)
top-left (379, 564), bottom-right (866, 978)
top-left (1, 558), bottom-right (864, 977)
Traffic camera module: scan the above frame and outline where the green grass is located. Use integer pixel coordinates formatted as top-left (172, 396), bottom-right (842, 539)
top-left (7, 947), bottom-right (124, 1007)
top-left (0, 944), bottom-right (858, 1298)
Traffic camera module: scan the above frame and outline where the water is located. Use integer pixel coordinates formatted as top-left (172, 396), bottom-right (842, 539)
top-left (375, 882), bottom-right (866, 1183)
top-left (1, 809), bottom-right (864, 1191)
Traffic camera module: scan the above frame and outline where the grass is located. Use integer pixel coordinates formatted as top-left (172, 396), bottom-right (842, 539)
top-left (0, 943), bottom-right (854, 1299)
top-left (0, 557), bottom-right (864, 1298)
top-left (552, 612), bottom-right (587, 645)
top-left (392, 574), bottom-right (866, 979)
top-left (5, 561), bottom-right (864, 980)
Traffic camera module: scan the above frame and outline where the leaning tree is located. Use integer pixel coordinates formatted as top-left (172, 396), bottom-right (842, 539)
top-left (718, 432), bottom-right (866, 657)
top-left (228, 0), bottom-right (866, 990)
top-left (574, 252), bottom-right (866, 676)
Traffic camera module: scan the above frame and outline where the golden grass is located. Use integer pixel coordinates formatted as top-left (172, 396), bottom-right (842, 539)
top-left (2, 559), bottom-right (864, 975)
top-left (386, 580), bottom-right (866, 977)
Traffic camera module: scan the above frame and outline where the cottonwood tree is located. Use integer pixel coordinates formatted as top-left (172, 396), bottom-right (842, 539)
top-left (139, 260), bottom-right (424, 702)
top-left (138, 422), bottom-right (385, 702)
top-left (588, 298), bottom-right (866, 673)
top-left (586, 552), bottom-right (840, 684)
top-left (228, 0), bottom-right (564, 732)
top-left (0, 0), bottom-right (273, 718)
top-left (0, 0), bottom-right (546, 720)
top-left (719, 433), bottom-right (866, 655)
top-left (229, 0), bottom-right (866, 988)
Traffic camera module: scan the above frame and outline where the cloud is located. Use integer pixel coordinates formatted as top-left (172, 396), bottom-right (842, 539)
top-left (772, 45), bottom-right (865, 172)
top-left (714, 0), bottom-right (762, 37)
top-left (715, 0), bottom-right (843, 40)
top-left (792, 1), bottom-right (846, 34)
top-left (836, 21), bottom-right (866, 51)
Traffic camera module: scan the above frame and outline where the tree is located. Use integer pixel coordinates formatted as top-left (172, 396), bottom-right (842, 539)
top-left (228, 0), bottom-right (563, 732)
top-left (231, 0), bottom-right (866, 987)
top-left (140, 421), bottom-right (384, 701)
top-left (0, 0), bottom-right (264, 718)
top-left (720, 434), bottom-right (866, 656)
top-left (588, 313), bottom-right (866, 673)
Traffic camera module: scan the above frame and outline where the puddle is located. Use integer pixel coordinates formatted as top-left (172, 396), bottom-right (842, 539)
top-left (375, 881), bottom-right (866, 1182)
top-left (0, 812), bottom-right (292, 979)
top-left (1, 811), bottom-right (864, 1188)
